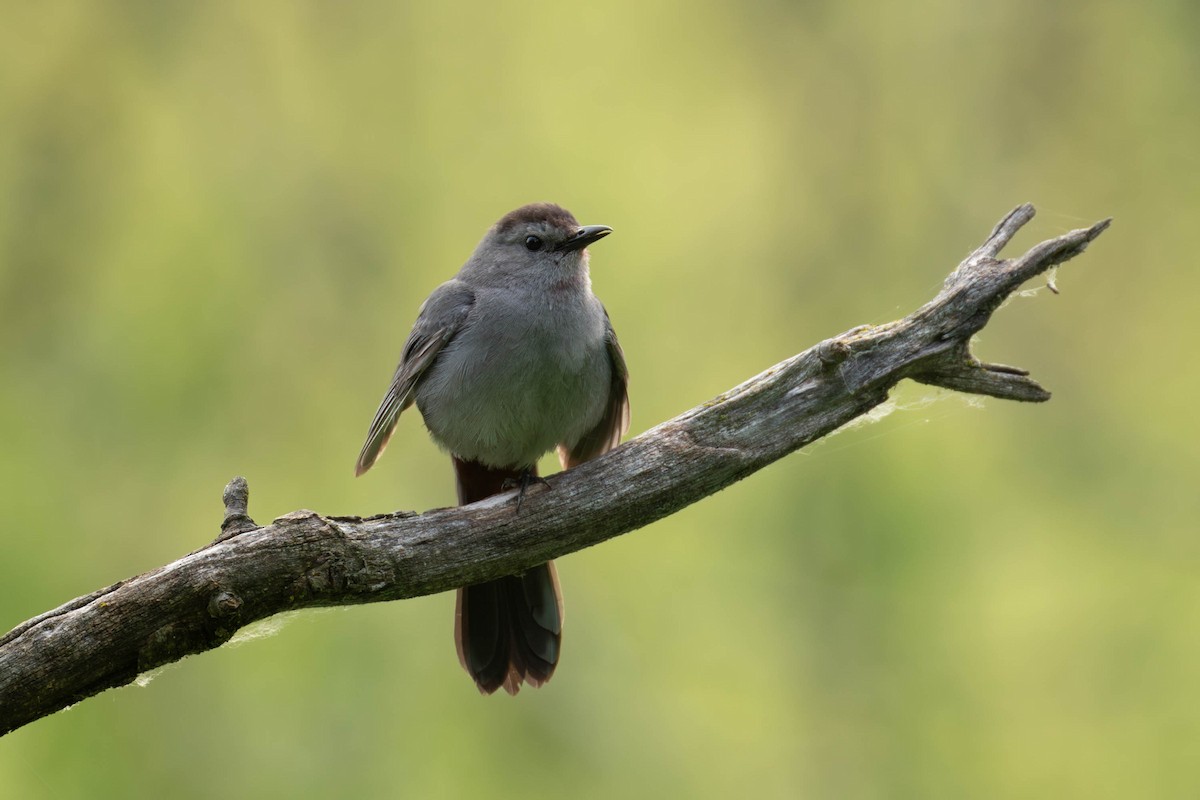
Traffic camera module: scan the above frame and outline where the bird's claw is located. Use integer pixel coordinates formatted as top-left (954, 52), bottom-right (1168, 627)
top-left (502, 470), bottom-right (551, 512)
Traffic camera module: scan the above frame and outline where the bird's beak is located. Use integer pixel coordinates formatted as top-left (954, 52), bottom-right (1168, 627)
top-left (557, 225), bottom-right (613, 252)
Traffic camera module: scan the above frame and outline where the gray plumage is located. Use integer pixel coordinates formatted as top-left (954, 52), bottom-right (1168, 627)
top-left (355, 202), bottom-right (629, 695)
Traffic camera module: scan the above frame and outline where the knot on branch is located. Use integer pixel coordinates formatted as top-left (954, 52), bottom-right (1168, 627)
top-left (817, 338), bottom-right (852, 367)
top-left (207, 590), bottom-right (243, 618)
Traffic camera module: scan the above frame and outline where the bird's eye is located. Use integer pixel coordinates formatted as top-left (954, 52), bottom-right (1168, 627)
top-left (524, 235), bottom-right (543, 252)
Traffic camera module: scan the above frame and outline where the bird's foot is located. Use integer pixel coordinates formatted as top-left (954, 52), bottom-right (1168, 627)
top-left (502, 470), bottom-right (551, 512)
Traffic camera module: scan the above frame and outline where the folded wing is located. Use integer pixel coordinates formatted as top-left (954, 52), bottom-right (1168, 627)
top-left (355, 281), bottom-right (475, 476)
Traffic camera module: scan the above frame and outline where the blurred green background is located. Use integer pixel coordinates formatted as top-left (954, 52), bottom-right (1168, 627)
top-left (2, 1), bottom-right (1196, 797)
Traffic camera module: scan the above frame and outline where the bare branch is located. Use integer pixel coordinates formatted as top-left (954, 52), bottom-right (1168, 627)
top-left (0, 205), bottom-right (1110, 735)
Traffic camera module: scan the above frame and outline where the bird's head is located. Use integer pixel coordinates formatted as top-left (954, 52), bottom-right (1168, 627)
top-left (476, 203), bottom-right (612, 280)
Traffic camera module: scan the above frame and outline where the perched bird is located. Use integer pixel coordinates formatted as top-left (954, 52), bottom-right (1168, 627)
top-left (355, 203), bottom-right (629, 695)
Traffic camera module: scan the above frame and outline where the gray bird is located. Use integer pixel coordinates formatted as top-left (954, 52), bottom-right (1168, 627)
top-left (355, 203), bottom-right (629, 695)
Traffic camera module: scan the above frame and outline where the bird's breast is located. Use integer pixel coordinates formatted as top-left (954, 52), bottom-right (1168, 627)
top-left (414, 286), bottom-right (610, 468)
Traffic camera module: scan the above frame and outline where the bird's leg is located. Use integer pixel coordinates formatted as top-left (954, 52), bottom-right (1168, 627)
top-left (501, 469), bottom-right (551, 513)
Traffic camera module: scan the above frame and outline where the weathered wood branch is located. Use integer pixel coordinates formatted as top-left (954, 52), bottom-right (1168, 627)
top-left (0, 205), bottom-right (1109, 735)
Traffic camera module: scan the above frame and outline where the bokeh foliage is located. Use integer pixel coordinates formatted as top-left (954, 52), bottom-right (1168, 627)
top-left (2, 1), bottom-right (1197, 797)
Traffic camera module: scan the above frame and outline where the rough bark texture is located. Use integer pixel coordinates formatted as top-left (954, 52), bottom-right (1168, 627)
top-left (0, 205), bottom-right (1109, 736)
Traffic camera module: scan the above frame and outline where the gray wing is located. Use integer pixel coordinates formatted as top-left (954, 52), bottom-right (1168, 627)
top-left (355, 280), bottom-right (475, 476)
top-left (559, 307), bottom-right (630, 469)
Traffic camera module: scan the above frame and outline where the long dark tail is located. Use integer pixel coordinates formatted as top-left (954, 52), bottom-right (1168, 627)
top-left (452, 457), bottom-right (563, 695)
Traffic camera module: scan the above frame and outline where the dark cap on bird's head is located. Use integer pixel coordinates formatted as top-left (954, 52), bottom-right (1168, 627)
top-left (496, 202), bottom-right (580, 234)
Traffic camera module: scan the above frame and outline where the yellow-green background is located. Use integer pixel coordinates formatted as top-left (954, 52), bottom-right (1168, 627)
top-left (2, 1), bottom-right (1195, 797)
